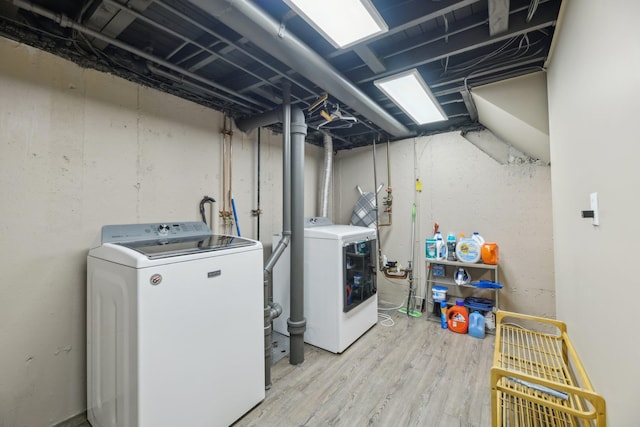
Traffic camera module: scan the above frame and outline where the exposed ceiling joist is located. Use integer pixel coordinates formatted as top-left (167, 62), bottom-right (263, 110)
top-left (353, 45), bottom-right (386, 74)
top-left (326, 0), bottom-right (483, 60)
top-left (353, 0), bottom-right (560, 84)
top-left (84, 0), bottom-right (153, 50)
top-left (0, 0), bottom-right (562, 151)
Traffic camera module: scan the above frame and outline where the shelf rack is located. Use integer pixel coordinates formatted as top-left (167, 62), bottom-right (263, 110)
top-left (424, 259), bottom-right (499, 330)
top-left (491, 310), bottom-right (606, 426)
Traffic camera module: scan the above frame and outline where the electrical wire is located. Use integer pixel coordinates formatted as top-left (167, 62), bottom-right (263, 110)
top-left (443, 36), bottom-right (520, 75)
top-left (441, 34), bottom-right (543, 79)
top-left (377, 299), bottom-right (405, 327)
top-left (0, 14), bottom-right (74, 42)
top-left (378, 300), bottom-right (405, 311)
top-left (526, 0), bottom-right (540, 23)
top-left (377, 313), bottom-right (395, 327)
top-left (0, 13), bottom-right (182, 104)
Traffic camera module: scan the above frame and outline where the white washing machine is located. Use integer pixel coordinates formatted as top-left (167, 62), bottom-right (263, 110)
top-left (87, 222), bottom-right (264, 427)
top-left (273, 218), bottom-right (377, 353)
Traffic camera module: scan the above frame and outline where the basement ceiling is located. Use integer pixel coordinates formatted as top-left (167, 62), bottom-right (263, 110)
top-left (0, 0), bottom-right (562, 151)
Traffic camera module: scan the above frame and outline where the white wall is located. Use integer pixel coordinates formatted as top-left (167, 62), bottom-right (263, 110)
top-left (334, 132), bottom-right (554, 316)
top-left (547, 1), bottom-right (640, 424)
top-left (472, 72), bottom-right (551, 163)
top-left (0, 37), bottom-right (322, 426)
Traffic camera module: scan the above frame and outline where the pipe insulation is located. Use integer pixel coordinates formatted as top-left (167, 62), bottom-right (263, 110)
top-left (320, 134), bottom-right (333, 218)
top-left (186, 0), bottom-right (415, 139)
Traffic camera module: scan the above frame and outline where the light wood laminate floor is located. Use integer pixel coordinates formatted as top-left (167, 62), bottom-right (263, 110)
top-left (233, 311), bottom-right (495, 427)
top-left (76, 311), bottom-right (494, 427)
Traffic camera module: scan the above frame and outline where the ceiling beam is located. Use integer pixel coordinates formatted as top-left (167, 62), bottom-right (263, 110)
top-left (325, 0), bottom-right (482, 60)
top-left (83, 0), bottom-right (153, 50)
top-left (489, 0), bottom-right (510, 36)
top-left (338, 0), bottom-right (541, 76)
top-left (353, 45), bottom-right (386, 74)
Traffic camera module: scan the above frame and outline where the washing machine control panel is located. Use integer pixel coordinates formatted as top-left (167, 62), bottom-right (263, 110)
top-left (101, 221), bottom-right (212, 244)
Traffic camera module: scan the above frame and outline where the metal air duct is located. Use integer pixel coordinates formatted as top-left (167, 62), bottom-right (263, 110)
top-left (320, 133), bottom-right (333, 218)
top-left (186, 0), bottom-right (415, 139)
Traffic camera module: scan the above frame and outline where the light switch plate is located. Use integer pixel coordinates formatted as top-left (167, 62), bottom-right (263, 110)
top-left (590, 192), bottom-right (599, 226)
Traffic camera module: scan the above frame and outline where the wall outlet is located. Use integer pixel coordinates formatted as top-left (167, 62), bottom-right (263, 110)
top-left (590, 192), bottom-right (599, 226)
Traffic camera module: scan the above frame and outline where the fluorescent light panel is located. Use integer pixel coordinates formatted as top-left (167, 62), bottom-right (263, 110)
top-left (285, 0), bottom-right (388, 49)
top-left (374, 69), bottom-right (447, 125)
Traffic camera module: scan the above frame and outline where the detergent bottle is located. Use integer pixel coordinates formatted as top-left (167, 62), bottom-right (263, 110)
top-left (456, 237), bottom-right (481, 263)
top-left (447, 300), bottom-right (469, 334)
top-left (469, 311), bottom-right (485, 339)
top-left (472, 231), bottom-right (485, 245)
top-left (446, 233), bottom-right (457, 261)
top-left (434, 231), bottom-right (447, 260)
top-left (440, 301), bottom-right (448, 329)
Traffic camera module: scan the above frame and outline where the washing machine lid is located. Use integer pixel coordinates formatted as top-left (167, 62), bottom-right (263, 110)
top-left (304, 224), bottom-right (376, 240)
top-left (118, 234), bottom-right (256, 259)
top-left (98, 221), bottom-right (256, 259)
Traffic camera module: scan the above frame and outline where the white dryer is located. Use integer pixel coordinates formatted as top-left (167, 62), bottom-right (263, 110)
top-left (273, 218), bottom-right (377, 353)
top-left (87, 222), bottom-right (264, 427)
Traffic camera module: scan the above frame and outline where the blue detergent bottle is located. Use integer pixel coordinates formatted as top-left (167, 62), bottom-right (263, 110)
top-left (469, 311), bottom-right (485, 339)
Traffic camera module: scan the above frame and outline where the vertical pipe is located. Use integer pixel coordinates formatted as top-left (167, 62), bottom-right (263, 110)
top-left (372, 138), bottom-right (383, 269)
top-left (229, 116), bottom-right (234, 226)
top-left (222, 123), bottom-right (227, 217)
top-left (320, 133), bottom-right (333, 218)
top-left (256, 128), bottom-right (261, 240)
top-left (386, 139), bottom-right (392, 225)
top-left (288, 106), bottom-right (307, 365)
top-left (282, 85), bottom-right (291, 234)
top-left (234, 92), bottom-right (305, 376)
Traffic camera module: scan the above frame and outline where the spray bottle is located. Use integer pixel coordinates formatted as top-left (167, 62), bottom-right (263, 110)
top-left (440, 301), bottom-right (448, 329)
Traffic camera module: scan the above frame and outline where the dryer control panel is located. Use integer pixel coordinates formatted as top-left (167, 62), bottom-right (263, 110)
top-left (304, 217), bottom-right (334, 227)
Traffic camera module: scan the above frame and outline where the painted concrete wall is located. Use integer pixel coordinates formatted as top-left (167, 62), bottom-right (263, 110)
top-left (0, 37), bottom-right (322, 426)
top-left (546, 1), bottom-right (640, 424)
top-left (334, 132), bottom-right (554, 317)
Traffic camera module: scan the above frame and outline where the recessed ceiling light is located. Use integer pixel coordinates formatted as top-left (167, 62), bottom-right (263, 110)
top-left (374, 69), bottom-right (447, 125)
top-left (284, 0), bottom-right (388, 49)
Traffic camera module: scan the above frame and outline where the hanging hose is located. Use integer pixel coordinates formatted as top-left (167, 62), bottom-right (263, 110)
top-left (200, 196), bottom-right (216, 227)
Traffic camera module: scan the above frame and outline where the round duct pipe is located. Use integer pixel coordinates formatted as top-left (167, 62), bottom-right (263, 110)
top-left (186, 0), bottom-right (415, 139)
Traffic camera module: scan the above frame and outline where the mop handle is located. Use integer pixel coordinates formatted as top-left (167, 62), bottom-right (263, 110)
top-left (409, 203), bottom-right (416, 268)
